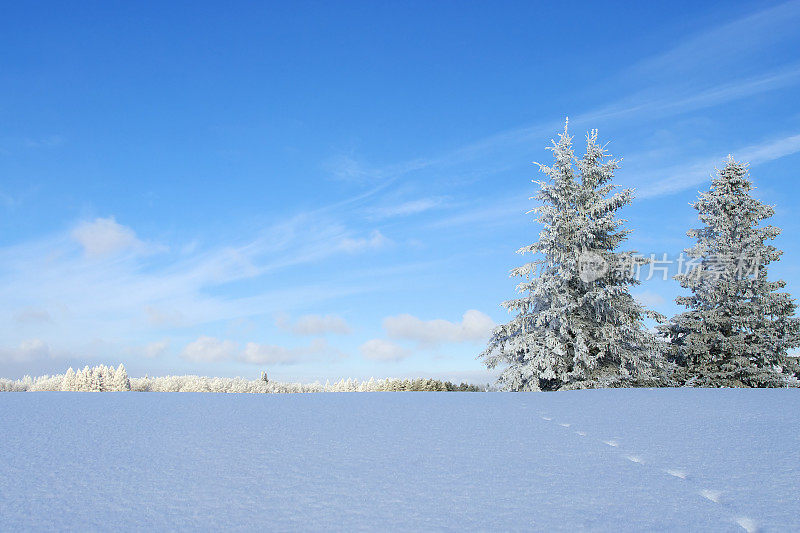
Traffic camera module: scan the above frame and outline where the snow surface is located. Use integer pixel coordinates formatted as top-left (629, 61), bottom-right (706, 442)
top-left (1, 388), bottom-right (798, 531)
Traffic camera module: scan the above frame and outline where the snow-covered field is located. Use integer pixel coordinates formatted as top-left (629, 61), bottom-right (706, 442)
top-left (1, 389), bottom-right (797, 531)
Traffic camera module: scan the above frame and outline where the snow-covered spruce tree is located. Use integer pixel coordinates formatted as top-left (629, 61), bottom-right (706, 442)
top-left (661, 157), bottom-right (800, 387)
top-left (61, 367), bottom-right (77, 391)
top-left (111, 364), bottom-right (132, 391)
top-left (481, 123), bottom-right (669, 391)
top-left (78, 366), bottom-right (92, 391)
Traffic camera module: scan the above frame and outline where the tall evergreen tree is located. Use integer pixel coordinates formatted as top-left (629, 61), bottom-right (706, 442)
top-left (662, 157), bottom-right (800, 387)
top-left (481, 123), bottom-right (668, 391)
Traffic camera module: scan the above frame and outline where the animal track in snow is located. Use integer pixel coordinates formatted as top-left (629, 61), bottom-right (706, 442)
top-left (700, 489), bottom-right (722, 503)
top-left (735, 516), bottom-right (758, 532)
top-left (665, 469), bottom-right (687, 479)
top-left (542, 417), bottom-right (759, 531)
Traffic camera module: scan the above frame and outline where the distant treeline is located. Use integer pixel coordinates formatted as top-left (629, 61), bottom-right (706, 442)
top-left (0, 365), bottom-right (486, 393)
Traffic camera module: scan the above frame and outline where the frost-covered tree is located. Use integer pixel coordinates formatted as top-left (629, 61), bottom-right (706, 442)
top-left (0, 366), bottom-right (484, 393)
top-left (111, 364), bottom-right (131, 391)
top-left (481, 123), bottom-right (669, 391)
top-left (661, 157), bottom-right (800, 387)
top-left (61, 367), bottom-right (77, 391)
top-left (93, 366), bottom-right (108, 391)
top-left (78, 366), bottom-right (92, 391)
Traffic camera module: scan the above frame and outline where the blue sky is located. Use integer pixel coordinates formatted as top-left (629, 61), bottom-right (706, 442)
top-left (2, 0), bottom-right (799, 381)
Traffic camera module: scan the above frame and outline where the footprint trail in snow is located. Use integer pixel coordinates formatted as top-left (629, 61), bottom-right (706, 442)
top-left (538, 414), bottom-right (759, 532)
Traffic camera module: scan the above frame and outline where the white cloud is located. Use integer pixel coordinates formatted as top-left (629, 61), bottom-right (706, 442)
top-left (20, 339), bottom-right (51, 359)
top-left (276, 313), bottom-right (351, 336)
top-left (180, 336), bottom-right (238, 363)
top-left (241, 338), bottom-right (330, 365)
top-left (0, 339), bottom-right (52, 362)
top-left (145, 306), bottom-right (186, 328)
top-left (339, 230), bottom-right (390, 252)
top-left (0, 212), bottom-right (379, 364)
top-left (13, 307), bottom-right (53, 324)
top-left (633, 291), bottom-right (666, 308)
top-left (144, 339), bottom-right (170, 359)
top-left (180, 336), bottom-right (334, 366)
top-left (5, 1), bottom-right (798, 376)
top-left (459, 310), bottom-right (497, 340)
top-left (360, 339), bottom-right (409, 362)
top-left (383, 309), bottom-right (495, 347)
top-left (71, 217), bottom-right (142, 257)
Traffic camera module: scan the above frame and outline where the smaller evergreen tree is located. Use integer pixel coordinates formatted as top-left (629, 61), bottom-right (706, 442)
top-left (662, 157), bottom-right (800, 387)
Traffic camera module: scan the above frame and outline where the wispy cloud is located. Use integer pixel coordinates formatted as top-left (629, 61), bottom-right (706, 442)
top-left (13, 307), bottom-right (53, 324)
top-left (23, 135), bottom-right (65, 148)
top-left (0, 213), bottom-right (386, 359)
top-left (320, 3), bottom-right (800, 210)
top-left (323, 152), bottom-right (432, 187)
top-left (1, 134), bottom-right (65, 153)
top-left (636, 132), bottom-right (800, 198)
top-left (426, 193), bottom-right (529, 230)
top-left (578, 65), bottom-right (800, 128)
top-left (3, 1), bottom-right (799, 378)
top-left (368, 197), bottom-right (445, 219)
top-left (325, 154), bottom-right (384, 183)
top-left (275, 313), bottom-right (352, 336)
top-left (625, 0), bottom-right (800, 81)
top-left (741, 133), bottom-right (800, 164)
top-left (320, 67), bottom-right (800, 237)
top-left (339, 229), bottom-right (390, 252)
